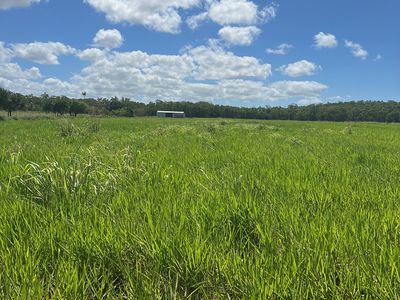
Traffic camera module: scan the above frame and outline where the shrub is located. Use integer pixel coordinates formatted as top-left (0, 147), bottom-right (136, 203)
top-left (59, 122), bottom-right (81, 138)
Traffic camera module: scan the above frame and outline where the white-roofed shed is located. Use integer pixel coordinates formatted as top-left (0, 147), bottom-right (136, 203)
top-left (156, 111), bottom-right (185, 118)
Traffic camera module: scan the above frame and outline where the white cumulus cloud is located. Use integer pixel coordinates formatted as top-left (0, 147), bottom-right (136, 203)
top-left (0, 42), bottom-right (13, 62)
top-left (0, 63), bottom-right (41, 80)
top-left (296, 98), bottom-right (322, 106)
top-left (0, 0), bottom-right (42, 9)
top-left (69, 45), bottom-right (326, 102)
top-left (208, 0), bottom-right (256, 25)
top-left (266, 43), bottom-right (292, 55)
top-left (93, 29), bottom-right (124, 49)
top-left (314, 32), bottom-right (338, 48)
top-left (218, 26), bottom-right (261, 46)
top-left (278, 60), bottom-right (320, 77)
top-left (84, 0), bottom-right (201, 33)
top-left (187, 0), bottom-right (277, 29)
top-left (186, 43), bottom-right (271, 80)
top-left (268, 81), bottom-right (327, 99)
top-left (0, 39), bottom-right (328, 105)
top-left (208, 0), bottom-right (277, 26)
top-left (77, 48), bottom-right (108, 61)
top-left (186, 12), bottom-right (208, 29)
top-left (345, 40), bottom-right (368, 60)
top-left (11, 42), bottom-right (76, 64)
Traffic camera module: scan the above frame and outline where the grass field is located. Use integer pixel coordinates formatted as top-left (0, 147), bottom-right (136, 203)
top-left (1, 117), bottom-right (400, 299)
top-left (0, 110), bottom-right (57, 120)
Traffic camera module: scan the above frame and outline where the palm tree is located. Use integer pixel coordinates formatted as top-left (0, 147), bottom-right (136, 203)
top-left (82, 91), bottom-right (87, 99)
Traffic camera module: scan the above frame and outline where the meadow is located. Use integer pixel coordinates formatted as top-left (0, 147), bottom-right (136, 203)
top-left (0, 117), bottom-right (400, 299)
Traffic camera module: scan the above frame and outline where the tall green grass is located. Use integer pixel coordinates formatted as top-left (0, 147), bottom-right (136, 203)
top-left (1, 117), bottom-right (400, 298)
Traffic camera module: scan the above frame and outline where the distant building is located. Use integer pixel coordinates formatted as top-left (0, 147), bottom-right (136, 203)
top-left (156, 110), bottom-right (185, 118)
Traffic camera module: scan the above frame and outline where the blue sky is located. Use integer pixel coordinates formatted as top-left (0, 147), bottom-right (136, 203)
top-left (0, 0), bottom-right (398, 107)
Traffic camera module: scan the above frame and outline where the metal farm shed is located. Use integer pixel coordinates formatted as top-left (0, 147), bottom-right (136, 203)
top-left (156, 111), bottom-right (185, 118)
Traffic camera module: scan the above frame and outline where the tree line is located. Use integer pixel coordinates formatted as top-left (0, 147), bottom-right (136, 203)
top-left (0, 89), bottom-right (88, 117)
top-left (0, 87), bottom-right (399, 122)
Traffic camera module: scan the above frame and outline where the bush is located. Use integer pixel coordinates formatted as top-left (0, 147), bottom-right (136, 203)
top-left (59, 122), bottom-right (81, 138)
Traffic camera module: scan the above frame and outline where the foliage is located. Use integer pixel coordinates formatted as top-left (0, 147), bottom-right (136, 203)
top-left (0, 87), bottom-right (8, 109)
top-left (1, 87), bottom-right (400, 122)
top-left (0, 118), bottom-right (400, 298)
top-left (69, 101), bottom-right (88, 116)
top-left (0, 90), bottom-right (23, 116)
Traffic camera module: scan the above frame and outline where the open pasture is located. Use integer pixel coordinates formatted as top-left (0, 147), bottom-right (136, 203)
top-left (0, 117), bottom-right (399, 298)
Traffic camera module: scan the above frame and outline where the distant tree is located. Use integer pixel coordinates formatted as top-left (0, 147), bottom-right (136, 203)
top-left (53, 97), bottom-right (70, 115)
top-left (69, 101), bottom-right (87, 116)
top-left (108, 97), bottom-right (123, 111)
top-left (0, 88), bottom-right (8, 111)
top-left (288, 104), bottom-right (298, 120)
top-left (4, 93), bottom-right (22, 116)
top-left (42, 99), bottom-right (54, 113)
top-left (41, 92), bottom-right (49, 100)
top-left (386, 111), bottom-right (400, 123)
top-left (82, 91), bottom-right (87, 99)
